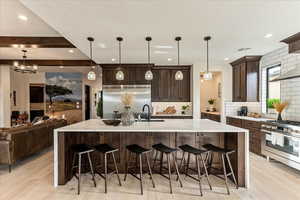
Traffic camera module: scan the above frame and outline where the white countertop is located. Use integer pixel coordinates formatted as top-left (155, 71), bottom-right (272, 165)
top-left (55, 119), bottom-right (248, 133)
top-left (227, 115), bottom-right (273, 122)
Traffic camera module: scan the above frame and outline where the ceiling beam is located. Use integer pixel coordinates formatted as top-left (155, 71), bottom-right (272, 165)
top-left (0, 36), bottom-right (76, 48)
top-left (0, 59), bottom-right (96, 66)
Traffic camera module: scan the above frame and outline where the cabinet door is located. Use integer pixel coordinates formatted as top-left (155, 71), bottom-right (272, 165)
top-left (158, 69), bottom-right (171, 101)
top-left (246, 62), bottom-right (259, 102)
top-left (151, 69), bottom-right (160, 101)
top-left (169, 69), bottom-right (190, 102)
top-left (232, 65), bottom-right (241, 102)
top-left (128, 66), bottom-right (151, 85)
top-left (240, 63), bottom-right (247, 102)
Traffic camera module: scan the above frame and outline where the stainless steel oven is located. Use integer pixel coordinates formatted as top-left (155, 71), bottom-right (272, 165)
top-left (261, 121), bottom-right (300, 170)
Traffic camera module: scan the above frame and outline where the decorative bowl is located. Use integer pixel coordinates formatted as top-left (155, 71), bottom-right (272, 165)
top-left (102, 119), bottom-right (121, 126)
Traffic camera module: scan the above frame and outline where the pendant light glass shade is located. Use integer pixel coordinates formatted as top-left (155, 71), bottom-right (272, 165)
top-left (87, 71), bottom-right (96, 80)
top-left (203, 72), bottom-right (213, 80)
top-left (116, 70), bottom-right (124, 81)
top-left (145, 70), bottom-right (153, 80)
top-left (87, 37), bottom-right (96, 81)
top-left (175, 70), bottom-right (184, 80)
top-left (175, 36), bottom-right (183, 81)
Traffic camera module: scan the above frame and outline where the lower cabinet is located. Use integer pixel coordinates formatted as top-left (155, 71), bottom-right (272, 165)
top-left (201, 112), bottom-right (221, 122)
top-left (226, 117), bottom-right (263, 155)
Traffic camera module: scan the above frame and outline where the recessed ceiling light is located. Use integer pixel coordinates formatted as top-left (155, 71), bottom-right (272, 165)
top-left (224, 57), bottom-right (229, 61)
top-left (98, 43), bottom-right (106, 48)
top-left (155, 45), bottom-right (173, 49)
top-left (31, 44), bottom-right (38, 48)
top-left (13, 61), bottom-right (19, 66)
top-left (167, 58), bottom-right (172, 61)
top-left (154, 50), bottom-right (168, 54)
top-left (33, 65), bottom-right (38, 70)
top-left (264, 33), bottom-right (273, 38)
top-left (111, 58), bottom-right (116, 62)
top-left (19, 44), bottom-right (25, 48)
top-left (11, 44), bottom-right (19, 48)
top-left (18, 15), bottom-right (28, 21)
top-left (59, 66), bottom-right (64, 69)
top-left (68, 49), bottom-right (74, 53)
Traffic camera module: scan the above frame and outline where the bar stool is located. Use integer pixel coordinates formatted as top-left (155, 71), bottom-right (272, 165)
top-left (71, 144), bottom-right (97, 195)
top-left (152, 143), bottom-right (183, 194)
top-left (202, 144), bottom-right (238, 195)
top-left (93, 143), bottom-right (121, 193)
top-left (178, 144), bottom-right (212, 196)
top-left (124, 144), bottom-right (155, 195)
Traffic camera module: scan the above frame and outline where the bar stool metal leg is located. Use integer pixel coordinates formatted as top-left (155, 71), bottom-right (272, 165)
top-left (221, 154), bottom-right (230, 195)
top-left (200, 153), bottom-right (212, 190)
top-left (104, 153), bottom-right (108, 193)
top-left (167, 154), bottom-right (173, 194)
top-left (139, 154), bottom-right (143, 195)
top-left (112, 152), bottom-right (122, 186)
top-left (152, 150), bottom-right (158, 170)
top-left (226, 153), bottom-right (238, 189)
top-left (185, 153), bottom-right (191, 177)
top-left (146, 154), bottom-right (155, 188)
top-left (78, 153), bottom-right (82, 195)
top-left (124, 151), bottom-right (131, 181)
top-left (87, 152), bottom-right (97, 187)
top-left (195, 155), bottom-right (203, 196)
top-left (172, 153), bottom-right (183, 188)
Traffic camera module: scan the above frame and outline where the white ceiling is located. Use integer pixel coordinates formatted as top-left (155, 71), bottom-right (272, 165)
top-left (2, 0), bottom-right (300, 65)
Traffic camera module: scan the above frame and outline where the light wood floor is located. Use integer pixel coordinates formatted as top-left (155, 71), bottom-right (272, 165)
top-left (1, 149), bottom-right (300, 200)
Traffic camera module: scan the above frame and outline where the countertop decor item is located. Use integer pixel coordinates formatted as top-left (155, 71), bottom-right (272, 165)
top-left (273, 101), bottom-right (288, 121)
top-left (121, 93), bottom-right (135, 126)
top-left (181, 105), bottom-right (190, 114)
top-left (156, 106), bottom-right (176, 115)
top-left (102, 119), bottom-right (121, 126)
top-left (208, 98), bottom-right (216, 112)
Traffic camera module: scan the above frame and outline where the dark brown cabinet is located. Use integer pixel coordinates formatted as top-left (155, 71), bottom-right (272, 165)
top-left (281, 32), bottom-right (300, 53)
top-left (151, 65), bottom-right (191, 102)
top-left (226, 117), bottom-right (263, 155)
top-left (102, 64), bottom-right (152, 85)
top-left (230, 56), bottom-right (261, 102)
top-left (201, 112), bottom-right (221, 122)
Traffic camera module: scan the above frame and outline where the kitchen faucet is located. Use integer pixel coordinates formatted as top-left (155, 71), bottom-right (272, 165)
top-left (142, 104), bottom-right (151, 121)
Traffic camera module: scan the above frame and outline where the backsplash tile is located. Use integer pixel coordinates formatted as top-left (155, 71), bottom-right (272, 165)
top-left (151, 102), bottom-right (192, 115)
top-left (224, 101), bottom-right (261, 116)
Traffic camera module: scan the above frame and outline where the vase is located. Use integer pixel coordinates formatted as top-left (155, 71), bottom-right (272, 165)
top-left (121, 106), bottom-right (135, 126)
top-left (277, 112), bottom-right (283, 121)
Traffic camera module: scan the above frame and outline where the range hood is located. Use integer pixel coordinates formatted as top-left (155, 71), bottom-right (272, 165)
top-left (272, 67), bottom-right (300, 82)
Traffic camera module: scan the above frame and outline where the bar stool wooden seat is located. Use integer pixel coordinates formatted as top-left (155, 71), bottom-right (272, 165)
top-left (93, 143), bottom-right (121, 193)
top-left (124, 144), bottom-right (155, 195)
top-left (71, 144), bottom-right (97, 195)
top-left (202, 144), bottom-right (238, 195)
top-left (152, 143), bottom-right (183, 194)
top-left (178, 144), bottom-right (212, 196)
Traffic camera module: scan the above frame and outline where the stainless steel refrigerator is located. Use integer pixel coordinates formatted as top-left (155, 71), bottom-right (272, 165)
top-left (102, 85), bottom-right (151, 119)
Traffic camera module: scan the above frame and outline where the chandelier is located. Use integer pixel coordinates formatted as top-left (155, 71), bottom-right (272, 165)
top-left (14, 50), bottom-right (38, 73)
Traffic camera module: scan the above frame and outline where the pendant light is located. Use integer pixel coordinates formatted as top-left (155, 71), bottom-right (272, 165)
top-left (14, 50), bottom-right (38, 73)
top-left (116, 37), bottom-right (124, 81)
top-left (87, 37), bottom-right (96, 81)
top-left (145, 36), bottom-right (153, 81)
top-left (175, 36), bottom-right (183, 80)
top-left (203, 36), bottom-right (213, 80)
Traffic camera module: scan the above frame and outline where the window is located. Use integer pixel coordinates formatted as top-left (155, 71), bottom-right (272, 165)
top-left (266, 65), bottom-right (281, 113)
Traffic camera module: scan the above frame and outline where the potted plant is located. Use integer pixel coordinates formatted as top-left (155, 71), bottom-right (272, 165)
top-left (208, 98), bottom-right (216, 112)
top-left (181, 105), bottom-right (190, 115)
top-left (267, 98), bottom-right (280, 114)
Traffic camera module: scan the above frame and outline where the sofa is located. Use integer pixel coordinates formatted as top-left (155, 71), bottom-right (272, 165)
top-left (0, 119), bottom-right (67, 172)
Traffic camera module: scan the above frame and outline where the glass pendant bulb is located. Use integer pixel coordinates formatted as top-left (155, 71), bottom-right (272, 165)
top-left (175, 70), bottom-right (184, 80)
top-left (87, 70), bottom-right (96, 80)
top-left (145, 70), bottom-right (153, 81)
top-left (116, 70), bottom-right (124, 81)
top-left (203, 72), bottom-right (213, 80)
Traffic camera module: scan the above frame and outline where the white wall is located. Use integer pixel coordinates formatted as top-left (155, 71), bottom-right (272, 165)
top-left (0, 66), bottom-right (11, 128)
top-left (192, 62), bottom-right (232, 122)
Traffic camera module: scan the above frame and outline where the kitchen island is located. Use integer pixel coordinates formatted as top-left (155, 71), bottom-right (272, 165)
top-left (54, 119), bottom-right (249, 188)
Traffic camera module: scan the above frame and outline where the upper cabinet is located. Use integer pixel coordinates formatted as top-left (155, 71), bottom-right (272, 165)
top-left (102, 64), bottom-right (152, 85)
top-left (151, 65), bottom-right (191, 102)
top-left (281, 32), bottom-right (300, 54)
top-left (230, 56), bottom-right (261, 102)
